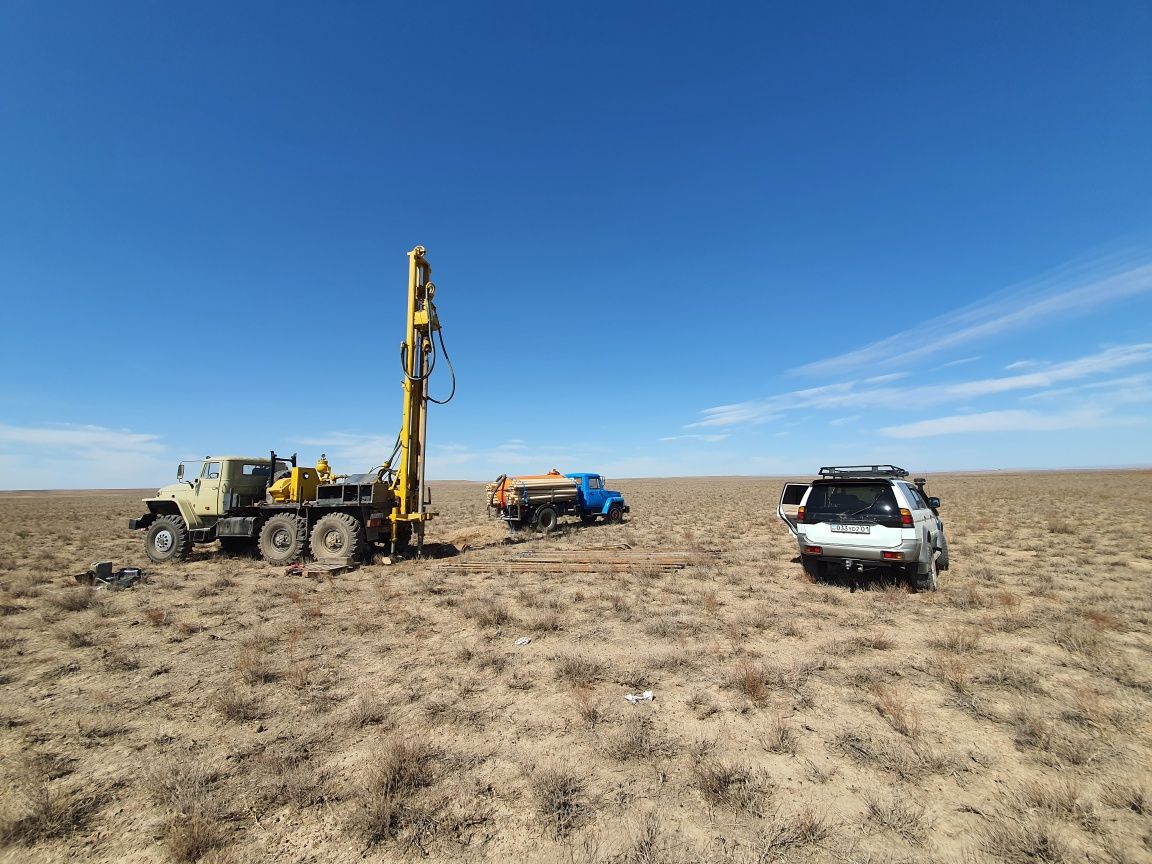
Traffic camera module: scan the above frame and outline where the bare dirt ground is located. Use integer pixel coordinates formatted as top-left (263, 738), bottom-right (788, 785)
top-left (1, 472), bottom-right (1150, 864)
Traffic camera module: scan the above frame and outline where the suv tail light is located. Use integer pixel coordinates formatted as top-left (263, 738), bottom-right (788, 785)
top-left (804, 545), bottom-right (822, 555)
top-left (899, 508), bottom-right (912, 527)
top-left (882, 551), bottom-right (904, 560)
top-left (797, 505), bottom-right (806, 523)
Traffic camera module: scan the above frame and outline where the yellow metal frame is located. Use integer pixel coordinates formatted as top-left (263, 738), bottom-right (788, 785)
top-left (267, 466), bottom-right (319, 504)
top-left (389, 245), bottom-right (439, 549)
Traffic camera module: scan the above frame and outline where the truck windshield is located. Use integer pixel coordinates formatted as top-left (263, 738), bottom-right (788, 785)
top-left (804, 482), bottom-right (900, 526)
top-left (178, 460), bottom-right (204, 480)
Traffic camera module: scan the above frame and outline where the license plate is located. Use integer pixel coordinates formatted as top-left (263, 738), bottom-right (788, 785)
top-left (831, 524), bottom-right (870, 534)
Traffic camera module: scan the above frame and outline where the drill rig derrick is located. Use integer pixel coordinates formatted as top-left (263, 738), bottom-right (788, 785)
top-left (386, 245), bottom-right (447, 555)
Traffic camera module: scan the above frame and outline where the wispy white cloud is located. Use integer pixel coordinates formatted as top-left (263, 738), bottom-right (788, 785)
top-left (879, 409), bottom-right (1111, 438)
top-left (0, 422), bottom-right (170, 489)
top-left (688, 343), bottom-right (1152, 428)
top-left (946, 343), bottom-right (1152, 398)
top-left (0, 422), bottom-right (164, 454)
top-left (1004, 359), bottom-right (1047, 371)
top-left (300, 431), bottom-right (594, 479)
top-left (659, 433), bottom-right (729, 443)
top-left (1021, 374), bottom-right (1152, 404)
top-left (791, 247), bottom-right (1152, 377)
top-left (828, 415), bottom-right (860, 426)
top-left (936, 356), bottom-right (981, 368)
top-left (294, 432), bottom-right (395, 469)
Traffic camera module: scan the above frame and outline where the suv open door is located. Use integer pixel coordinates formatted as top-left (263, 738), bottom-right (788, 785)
top-left (778, 482), bottom-right (810, 537)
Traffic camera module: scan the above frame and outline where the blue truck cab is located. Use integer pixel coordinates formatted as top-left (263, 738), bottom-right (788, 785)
top-left (565, 473), bottom-right (629, 525)
top-left (490, 470), bottom-right (629, 532)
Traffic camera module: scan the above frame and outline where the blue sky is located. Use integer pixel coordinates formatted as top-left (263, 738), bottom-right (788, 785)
top-left (1, 1), bottom-right (1150, 489)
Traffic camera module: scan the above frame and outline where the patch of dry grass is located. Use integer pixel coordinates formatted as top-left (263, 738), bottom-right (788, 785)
top-left (691, 760), bottom-right (771, 815)
top-left (754, 807), bottom-right (833, 855)
top-left (530, 764), bottom-right (587, 839)
top-left (0, 776), bottom-right (108, 846)
top-left (554, 653), bottom-right (607, 686)
top-left (980, 817), bottom-right (1071, 864)
top-left (352, 737), bottom-right (442, 847)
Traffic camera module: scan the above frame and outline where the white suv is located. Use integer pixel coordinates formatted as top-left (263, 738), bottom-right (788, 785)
top-left (778, 465), bottom-right (949, 591)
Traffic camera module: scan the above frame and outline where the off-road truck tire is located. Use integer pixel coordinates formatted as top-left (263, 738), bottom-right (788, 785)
top-left (309, 512), bottom-right (366, 560)
top-left (535, 507), bottom-right (559, 533)
top-left (259, 513), bottom-right (307, 565)
top-left (606, 503), bottom-right (624, 523)
top-left (145, 515), bottom-right (191, 563)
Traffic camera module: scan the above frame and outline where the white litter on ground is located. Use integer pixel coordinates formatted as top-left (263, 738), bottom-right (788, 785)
top-left (624, 690), bottom-right (654, 704)
top-left (514, 636), bottom-right (532, 646)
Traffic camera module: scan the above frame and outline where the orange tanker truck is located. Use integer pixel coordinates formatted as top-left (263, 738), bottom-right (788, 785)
top-left (486, 470), bottom-right (628, 532)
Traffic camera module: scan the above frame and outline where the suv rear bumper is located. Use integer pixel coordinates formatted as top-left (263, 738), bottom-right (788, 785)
top-left (803, 538), bottom-right (924, 569)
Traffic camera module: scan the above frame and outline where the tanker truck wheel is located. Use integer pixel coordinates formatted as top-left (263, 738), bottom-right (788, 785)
top-left (310, 513), bottom-right (366, 561)
top-left (606, 503), bottom-right (624, 523)
top-left (535, 507), bottom-right (558, 533)
top-left (258, 513), bottom-right (307, 565)
top-left (145, 515), bottom-right (191, 563)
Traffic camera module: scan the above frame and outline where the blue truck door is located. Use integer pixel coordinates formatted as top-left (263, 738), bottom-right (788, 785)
top-left (582, 475), bottom-right (608, 512)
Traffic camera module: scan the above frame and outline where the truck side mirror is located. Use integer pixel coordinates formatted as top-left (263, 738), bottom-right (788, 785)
top-left (928, 497), bottom-right (940, 509)
top-left (177, 464), bottom-right (184, 480)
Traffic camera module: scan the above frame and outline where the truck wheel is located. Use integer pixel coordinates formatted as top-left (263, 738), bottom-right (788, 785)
top-left (606, 503), bottom-right (624, 523)
top-left (259, 513), bottom-right (307, 565)
top-left (535, 507), bottom-right (558, 533)
top-left (145, 515), bottom-right (191, 563)
top-left (310, 513), bottom-right (366, 560)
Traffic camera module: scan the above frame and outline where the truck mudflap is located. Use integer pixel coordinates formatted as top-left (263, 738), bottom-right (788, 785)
top-left (128, 515), bottom-right (156, 531)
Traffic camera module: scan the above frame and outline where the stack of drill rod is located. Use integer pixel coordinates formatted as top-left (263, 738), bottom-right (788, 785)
top-left (434, 548), bottom-right (697, 573)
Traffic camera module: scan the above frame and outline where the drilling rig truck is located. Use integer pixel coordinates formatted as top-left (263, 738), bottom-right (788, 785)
top-left (128, 246), bottom-right (453, 565)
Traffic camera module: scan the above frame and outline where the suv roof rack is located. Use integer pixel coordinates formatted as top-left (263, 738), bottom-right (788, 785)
top-left (818, 465), bottom-right (909, 479)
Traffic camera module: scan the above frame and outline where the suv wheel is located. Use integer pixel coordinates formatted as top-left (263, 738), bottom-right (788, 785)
top-left (936, 535), bottom-right (950, 571)
top-left (914, 552), bottom-right (939, 592)
top-left (802, 556), bottom-right (826, 582)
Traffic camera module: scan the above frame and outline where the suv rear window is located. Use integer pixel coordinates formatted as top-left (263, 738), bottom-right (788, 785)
top-left (804, 482), bottom-right (901, 527)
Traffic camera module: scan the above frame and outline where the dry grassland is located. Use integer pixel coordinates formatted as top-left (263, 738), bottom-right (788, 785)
top-left (0, 472), bottom-right (1150, 863)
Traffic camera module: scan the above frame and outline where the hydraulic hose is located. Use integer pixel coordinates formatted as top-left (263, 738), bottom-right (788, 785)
top-left (397, 293), bottom-right (456, 403)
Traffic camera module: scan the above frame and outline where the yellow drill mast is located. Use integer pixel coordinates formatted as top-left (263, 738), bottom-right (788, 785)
top-left (389, 245), bottom-right (440, 553)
